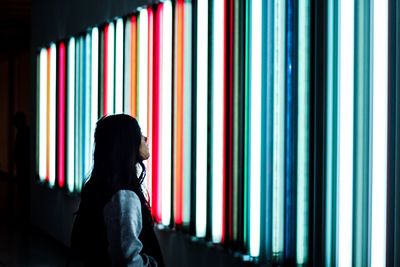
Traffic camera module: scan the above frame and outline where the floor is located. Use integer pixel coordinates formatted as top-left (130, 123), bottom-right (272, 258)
top-left (0, 173), bottom-right (81, 267)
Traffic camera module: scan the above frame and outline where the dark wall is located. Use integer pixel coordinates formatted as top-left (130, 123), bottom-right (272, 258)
top-left (31, 0), bottom-right (156, 49)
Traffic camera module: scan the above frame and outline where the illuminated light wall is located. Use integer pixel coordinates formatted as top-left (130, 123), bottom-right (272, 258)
top-left (35, 0), bottom-right (399, 265)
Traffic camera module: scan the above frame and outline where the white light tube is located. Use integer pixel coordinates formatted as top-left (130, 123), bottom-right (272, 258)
top-left (138, 9), bottom-right (148, 136)
top-left (107, 22), bottom-right (115, 114)
top-left (91, 27), bottom-right (99, 166)
top-left (212, 0), bottom-right (223, 244)
top-left (249, 0), bottom-right (262, 258)
top-left (84, 33), bottom-right (92, 178)
top-left (39, 48), bottom-right (47, 182)
top-left (124, 19), bottom-right (132, 114)
top-left (67, 38), bottom-right (76, 192)
top-left (115, 18), bottom-right (124, 114)
top-left (196, 0), bottom-right (208, 238)
top-left (161, 1), bottom-right (173, 226)
top-left (49, 43), bottom-right (57, 187)
top-left (338, 0), bottom-right (354, 266)
top-left (371, 0), bottom-right (388, 266)
top-left (272, 0), bottom-right (286, 257)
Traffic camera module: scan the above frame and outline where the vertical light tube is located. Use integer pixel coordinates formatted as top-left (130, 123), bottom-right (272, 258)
top-left (232, 0), bottom-right (240, 243)
top-left (138, 10), bottom-right (148, 136)
top-left (46, 48), bottom-right (51, 183)
top-left (272, 0), bottom-right (286, 258)
top-left (296, 0), bottom-right (310, 264)
top-left (39, 48), bottom-right (47, 182)
top-left (91, 27), bottom-right (99, 165)
top-left (124, 19), bottom-right (132, 114)
top-left (115, 18), bottom-right (124, 114)
top-left (196, 0), bottom-right (208, 237)
top-left (58, 42), bottom-right (66, 188)
top-left (107, 22), bottom-right (115, 114)
top-left (325, 0), bottom-right (339, 265)
top-left (85, 33), bottom-right (92, 177)
top-left (338, 0), bottom-right (354, 265)
top-left (161, 0), bottom-right (173, 226)
top-left (153, 5), bottom-right (161, 222)
top-left (212, 0), bottom-right (224, 243)
top-left (67, 38), bottom-right (75, 192)
top-left (353, 0), bottom-right (371, 265)
top-left (131, 16), bottom-right (138, 117)
top-left (49, 43), bottom-right (57, 187)
top-left (174, 0), bottom-right (184, 226)
top-left (371, 0), bottom-right (388, 265)
top-left (104, 25), bottom-right (109, 115)
top-left (183, 1), bottom-right (192, 227)
top-left (249, 0), bottom-right (262, 257)
top-left (147, 7), bottom-right (154, 207)
top-left (75, 37), bottom-right (83, 193)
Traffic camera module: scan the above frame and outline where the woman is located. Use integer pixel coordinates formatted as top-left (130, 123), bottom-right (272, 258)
top-left (71, 114), bottom-right (164, 267)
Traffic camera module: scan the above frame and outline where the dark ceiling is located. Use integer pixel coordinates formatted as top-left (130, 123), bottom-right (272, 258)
top-left (0, 0), bottom-right (31, 57)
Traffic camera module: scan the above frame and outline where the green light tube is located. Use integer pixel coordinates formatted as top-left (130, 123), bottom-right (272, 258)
top-left (296, 0), bottom-right (310, 264)
top-left (353, 0), bottom-right (370, 266)
top-left (91, 27), bottom-right (99, 168)
top-left (74, 37), bottom-right (83, 193)
top-left (84, 32), bottom-right (92, 178)
top-left (325, 0), bottom-right (338, 265)
top-left (272, 0), bottom-right (286, 260)
top-left (183, 1), bottom-right (192, 227)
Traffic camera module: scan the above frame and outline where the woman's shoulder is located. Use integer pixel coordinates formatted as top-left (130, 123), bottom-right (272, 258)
top-left (106, 189), bottom-right (141, 210)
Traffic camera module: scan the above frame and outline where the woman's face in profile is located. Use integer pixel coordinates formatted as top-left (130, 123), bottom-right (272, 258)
top-left (139, 135), bottom-right (150, 160)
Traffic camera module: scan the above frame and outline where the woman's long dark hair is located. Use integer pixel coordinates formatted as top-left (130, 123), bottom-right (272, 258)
top-left (78, 114), bottom-right (152, 223)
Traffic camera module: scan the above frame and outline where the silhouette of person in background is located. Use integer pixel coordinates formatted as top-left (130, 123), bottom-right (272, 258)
top-left (13, 112), bottom-right (30, 221)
